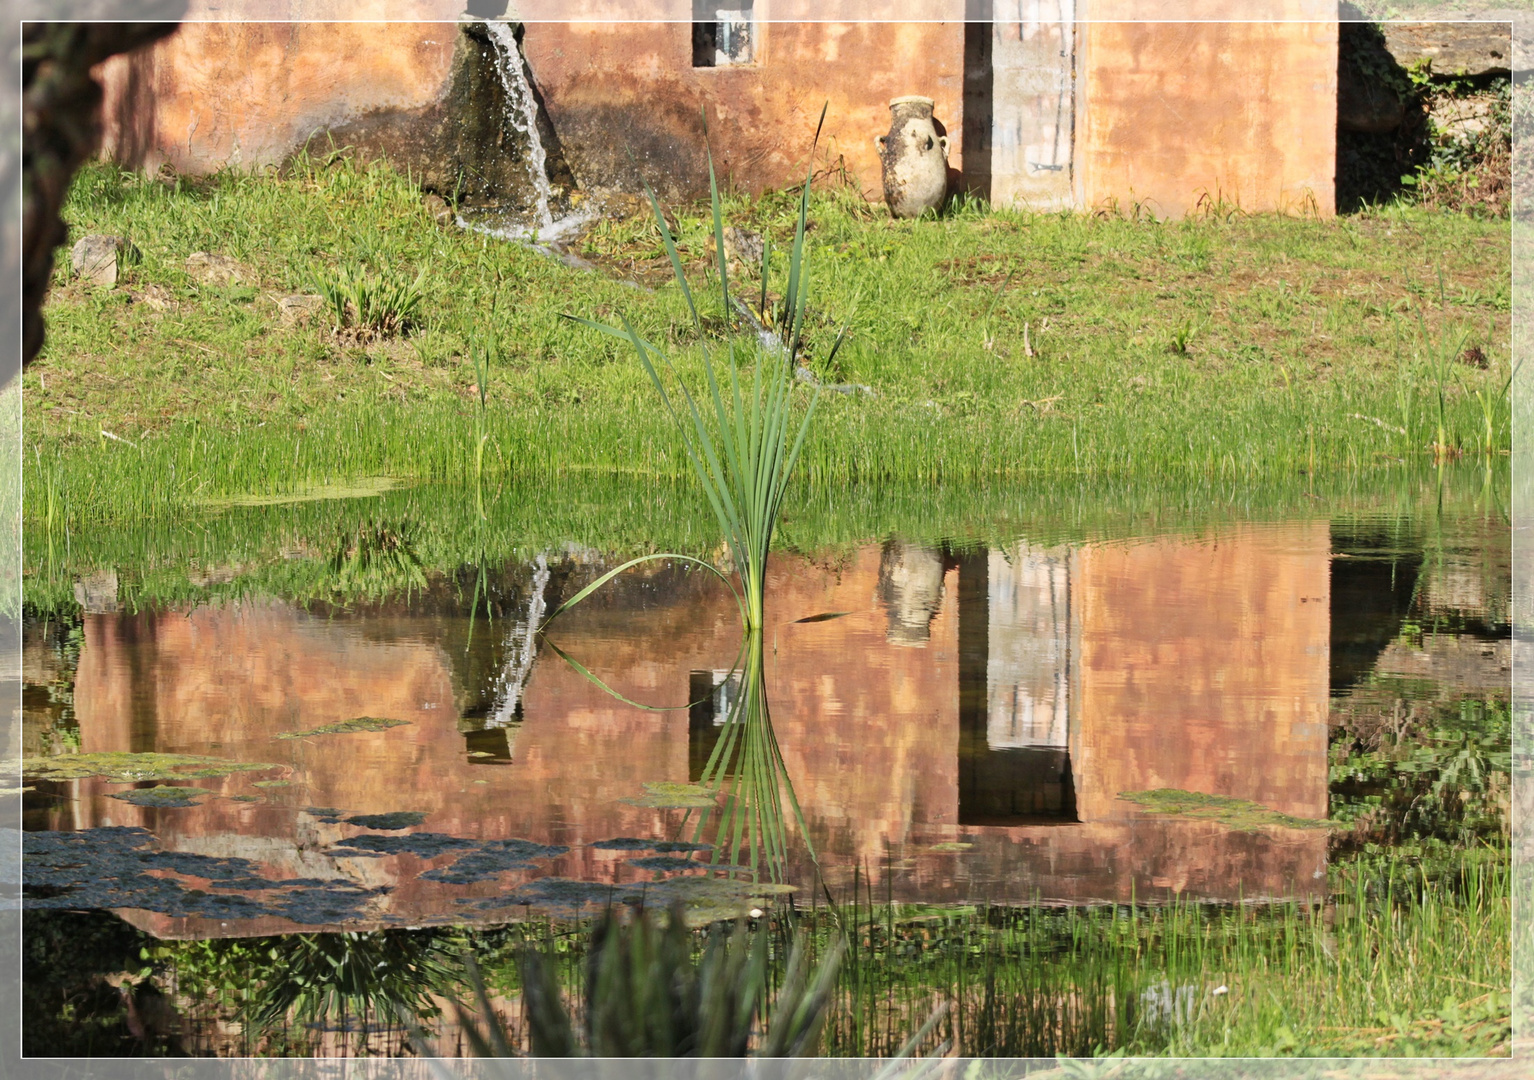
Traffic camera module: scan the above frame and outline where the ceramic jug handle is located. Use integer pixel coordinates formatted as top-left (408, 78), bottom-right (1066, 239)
top-left (938, 135), bottom-right (950, 156)
top-left (875, 135), bottom-right (886, 151)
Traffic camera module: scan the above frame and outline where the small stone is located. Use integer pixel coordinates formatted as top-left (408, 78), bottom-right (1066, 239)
top-left (723, 226), bottom-right (764, 266)
top-left (71, 235), bottom-right (126, 287)
top-left (185, 251), bottom-right (252, 287)
top-left (423, 193), bottom-right (454, 226)
top-left (277, 293), bottom-right (325, 326)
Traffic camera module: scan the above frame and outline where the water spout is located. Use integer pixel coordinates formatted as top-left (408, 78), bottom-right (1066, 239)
top-left (474, 21), bottom-right (590, 247)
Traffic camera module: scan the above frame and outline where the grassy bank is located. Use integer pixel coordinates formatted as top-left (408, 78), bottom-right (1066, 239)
top-left (23, 159), bottom-right (1510, 527)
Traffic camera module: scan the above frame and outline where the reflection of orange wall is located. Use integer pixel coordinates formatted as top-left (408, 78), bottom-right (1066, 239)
top-left (66, 529), bottom-right (1331, 938)
top-left (1074, 523), bottom-right (1332, 823)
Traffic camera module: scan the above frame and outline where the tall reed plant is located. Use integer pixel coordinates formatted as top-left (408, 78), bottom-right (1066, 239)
top-left (562, 108), bottom-right (844, 632)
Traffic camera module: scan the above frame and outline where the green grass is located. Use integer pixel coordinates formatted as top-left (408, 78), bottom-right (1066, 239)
top-left (19, 459), bottom-right (1508, 618)
top-left (23, 159), bottom-right (1511, 529)
top-left (797, 847), bottom-right (1510, 1058)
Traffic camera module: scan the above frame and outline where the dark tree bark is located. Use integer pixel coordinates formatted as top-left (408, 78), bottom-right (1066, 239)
top-left (21, 18), bottom-right (184, 371)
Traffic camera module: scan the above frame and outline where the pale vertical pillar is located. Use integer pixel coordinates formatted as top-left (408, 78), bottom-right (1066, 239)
top-left (990, 0), bottom-right (1078, 211)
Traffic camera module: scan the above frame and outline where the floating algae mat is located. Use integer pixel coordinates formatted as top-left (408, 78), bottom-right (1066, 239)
top-left (22, 752), bottom-right (281, 783)
top-left (197, 476), bottom-right (400, 509)
top-left (590, 837), bottom-right (714, 853)
top-left (107, 785), bottom-right (211, 808)
top-left (276, 716), bottom-right (411, 739)
top-left (621, 782), bottom-right (716, 809)
top-left (345, 811), bottom-right (428, 830)
top-left (1118, 789), bottom-right (1332, 832)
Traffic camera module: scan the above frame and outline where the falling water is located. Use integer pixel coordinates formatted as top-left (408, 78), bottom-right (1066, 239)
top-left (488, 553), bottom-right (550, 729)
top-left (477, 21), bottom-right (589, 246)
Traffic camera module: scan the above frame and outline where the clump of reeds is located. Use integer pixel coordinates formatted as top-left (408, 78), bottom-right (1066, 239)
top-left (315, 258), bottom-right (426, 339)
top-left (560, 107), bottom-right (844, 632)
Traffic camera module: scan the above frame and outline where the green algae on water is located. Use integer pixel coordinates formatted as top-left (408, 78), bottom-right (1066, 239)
top-left (1117, 788), bottom-right (1332, 832)
top-left (621, 782), bottom-right (716, 809)
top-left (345, 811), bottom-right (427, 830)
top-left (22, 751), bottom-right (281, 783)
top-left (276, 716), bottom-right (411, 739)
top-left (198, 476), bottom-right (400, 509)
top-left (108, 785), bottom-right (211, 808)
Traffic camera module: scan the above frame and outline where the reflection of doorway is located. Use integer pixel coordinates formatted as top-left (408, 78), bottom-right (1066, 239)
top-left (956, 546), bottom-right (1079, 826)
top-left (688, 669), bottom-right (740, 781)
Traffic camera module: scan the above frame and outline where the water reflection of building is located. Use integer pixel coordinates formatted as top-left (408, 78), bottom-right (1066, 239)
top-left (39, 524), bottom-right (1332, 937)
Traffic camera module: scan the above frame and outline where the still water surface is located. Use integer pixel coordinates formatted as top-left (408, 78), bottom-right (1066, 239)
top-left (22, 501), bottom-right (1509, 942)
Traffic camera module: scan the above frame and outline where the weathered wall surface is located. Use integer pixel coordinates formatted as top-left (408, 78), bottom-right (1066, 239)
top-left (97, 17), bottom-right (460, 174)
top-left (521, 17), bottom-right (966, 199)
top-left (94, 5), bottom-right (1337, 215)
top-left (989, 4), bottom-right (1077, 211)
top-left (96, 7), bottom-right (966, 202)
top-left (1078, 8), bottom-right (1337, 216)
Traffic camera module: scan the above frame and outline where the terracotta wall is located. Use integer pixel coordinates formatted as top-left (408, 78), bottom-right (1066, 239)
top-left (521, 14), bottom-right (965, 198)
top-left (1078, 3), bottom-right (1337, 216)
top-left (94, 5), bottom-right (1335, 215)
top-left (97, 13), bottom-right (460, 173)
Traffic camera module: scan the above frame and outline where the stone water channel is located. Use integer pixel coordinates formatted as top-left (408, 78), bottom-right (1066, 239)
top-left (18, 474), bottom-right (1511, 1054)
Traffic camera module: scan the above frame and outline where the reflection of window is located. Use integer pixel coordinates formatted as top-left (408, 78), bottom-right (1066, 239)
top-left (688, 669), bottom-right (740, 780)
top-left (693, 0), bottom-right (755, 67)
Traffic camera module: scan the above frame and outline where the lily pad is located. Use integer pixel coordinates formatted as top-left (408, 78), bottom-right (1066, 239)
top-left (621, 782), bottom-right (716, 809)
top-left (252, 780), bottom-right (292, 789)
top-left (226, 794), bottom-right (261, 803)
top-left (22, 752), bottom-right (280, 784)
top-left (276, 717), bottom-right (410, 739)
top-left (926, 842), bottom-right (974, 853)
top-left (1117, 789), bottom-right (1332, 832)
top-left (107, 786), bottom-right (210, 808)
top-left (23, 827), bottom-right (386, 924)
top-left (345, 811), bottom-right (427, 831)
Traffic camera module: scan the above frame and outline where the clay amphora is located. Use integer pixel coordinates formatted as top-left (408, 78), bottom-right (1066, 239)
top-left (875, 96), bottom-right (949, 219)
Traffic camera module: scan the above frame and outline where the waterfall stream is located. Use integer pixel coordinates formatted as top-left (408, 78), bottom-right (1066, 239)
top-left (474, 21), bottom-right (590, 247)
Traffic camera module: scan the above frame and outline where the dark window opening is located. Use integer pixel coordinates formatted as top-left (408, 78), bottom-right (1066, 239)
top-left (693, 0), bottom-right (754, 67)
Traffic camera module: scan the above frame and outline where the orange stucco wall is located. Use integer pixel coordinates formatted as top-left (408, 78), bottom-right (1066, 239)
top-left (521, 17), bottom-right (965, 198)
top-left (94, 10), bottom-right (1335, 215)
top-left (97, 17), bottom-right (461, 173)
top-left (1078, 18), bottom-right (1338, 216)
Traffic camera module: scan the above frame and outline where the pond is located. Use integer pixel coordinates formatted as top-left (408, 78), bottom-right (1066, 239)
top-left (19, 468), bottom-right (1512, 1057)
